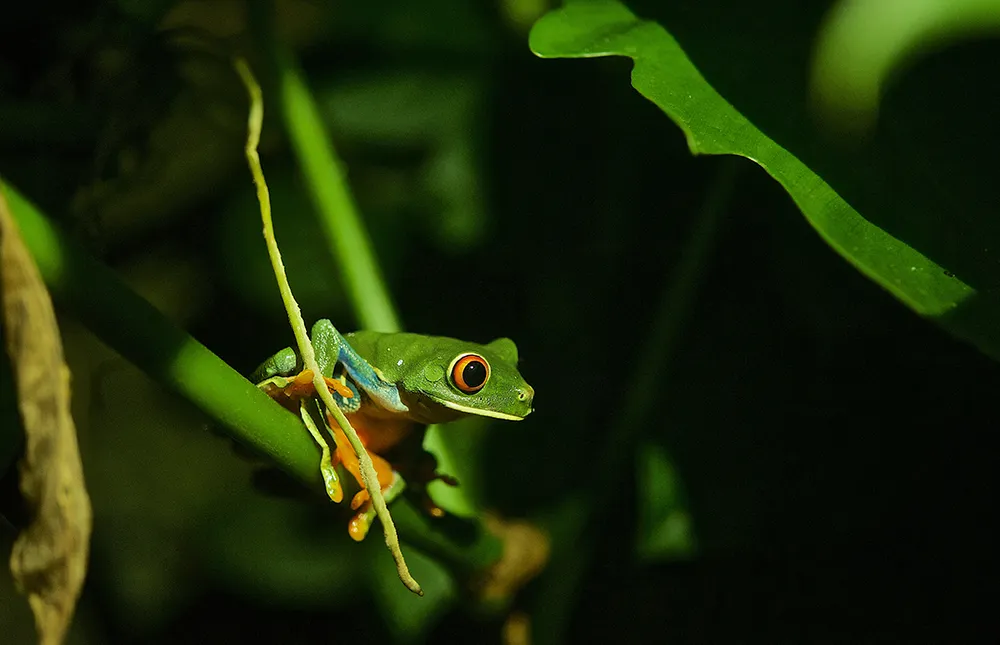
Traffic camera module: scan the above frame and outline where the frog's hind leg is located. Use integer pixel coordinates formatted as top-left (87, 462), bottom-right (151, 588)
top-left (324, 415), bottom-right (398, 540)
top-left (348, 472), bottom-right (406, 542)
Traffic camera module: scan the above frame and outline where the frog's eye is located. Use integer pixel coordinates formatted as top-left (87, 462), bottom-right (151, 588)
top-left (450, 353), bottom-right (490, 394)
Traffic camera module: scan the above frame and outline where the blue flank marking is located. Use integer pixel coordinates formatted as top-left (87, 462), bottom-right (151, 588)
top-left (337, 343), bottom-right (409, 414)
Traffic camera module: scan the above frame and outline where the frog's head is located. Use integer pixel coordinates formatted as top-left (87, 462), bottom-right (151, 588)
top-left (396, 335), bottom-right (534, 423)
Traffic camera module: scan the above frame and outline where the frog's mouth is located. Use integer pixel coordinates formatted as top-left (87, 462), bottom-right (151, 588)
top-left (436, 399), bottom-right (529, 421)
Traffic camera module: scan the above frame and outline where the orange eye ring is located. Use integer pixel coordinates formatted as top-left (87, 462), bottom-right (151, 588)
top-left (450, 353), bottom-right (490, 394)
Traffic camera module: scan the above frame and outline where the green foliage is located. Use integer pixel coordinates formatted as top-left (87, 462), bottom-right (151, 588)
top-left (812, 0), bottom-right (1000, 132)
top-left (530, 0), bottom-right (1000, 360)
top-left (2, 0), bottom-right (999, 643)
top-left (320, 72), bottom-right (490, 249)
top-left (1, 63), bottom-right (503, 635)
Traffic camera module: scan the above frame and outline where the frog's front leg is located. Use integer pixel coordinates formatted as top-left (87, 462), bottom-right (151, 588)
top-left (251, 346), bottom-right (299, 383)
top-left (298, 400), bottom-right (343, 503)
top-left (253, 339), bottom-right (357, 407)
top-left (253, 344), bottom-right (354, 502)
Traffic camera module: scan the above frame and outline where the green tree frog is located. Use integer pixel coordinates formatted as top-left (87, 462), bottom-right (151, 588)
top-left (252, 319), bottom-right (534, 540)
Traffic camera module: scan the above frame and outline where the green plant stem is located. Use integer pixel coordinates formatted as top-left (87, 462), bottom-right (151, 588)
top-left (0, 181), bottom-right (320, 480)
top-left (272, 47), bottom-right (400, 334)
top-left (0, 178), bottom-right (500, 576)
top-left (533, 157), bottom-right (739, 645)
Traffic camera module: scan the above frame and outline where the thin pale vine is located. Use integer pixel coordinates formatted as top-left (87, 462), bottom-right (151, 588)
top-left (233, 58), bottom-right (422, 596)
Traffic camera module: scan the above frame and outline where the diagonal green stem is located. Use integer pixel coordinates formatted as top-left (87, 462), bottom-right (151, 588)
top-left (272, 47), bottom-right (400, 334)
top-left (0, 180), bottom-right (321, 480)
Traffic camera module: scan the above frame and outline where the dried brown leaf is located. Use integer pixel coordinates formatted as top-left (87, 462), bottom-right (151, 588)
top-left (0, 183), bottom-right (92, 645)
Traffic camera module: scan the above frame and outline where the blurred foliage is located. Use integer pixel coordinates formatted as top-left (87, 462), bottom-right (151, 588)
top-left (532, 0), bottom-right (1000, 361)
top-left (2, 0), bottom-right (999, 644)
top-left (811, 0), bottom-right (1000, 133)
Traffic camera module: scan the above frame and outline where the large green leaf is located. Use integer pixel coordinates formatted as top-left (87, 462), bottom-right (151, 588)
top-left (529, 0), bottom-right (1000, 359)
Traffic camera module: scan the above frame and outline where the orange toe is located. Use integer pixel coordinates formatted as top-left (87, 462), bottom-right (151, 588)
top-left (324, 376), bottom-right (354, 398)
top-left (350, 489), bottom-right (370, 511)
top-left (348, 512), bottom-right (371, 542)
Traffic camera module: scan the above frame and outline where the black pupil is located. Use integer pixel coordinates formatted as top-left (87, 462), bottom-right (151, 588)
top-left (462, 360), bottom-right (487, 389)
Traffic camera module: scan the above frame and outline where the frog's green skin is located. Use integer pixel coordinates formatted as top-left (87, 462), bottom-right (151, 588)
top-left (253, 319), bottom-right (535, 424)
top-left (346, 329), bottom-right (533, 423)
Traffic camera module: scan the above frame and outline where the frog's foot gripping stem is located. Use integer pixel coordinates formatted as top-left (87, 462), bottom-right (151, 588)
top-left (255, 370), bottom-right (357, 504)
top-left (347, 472), bottom-right (406, 542)
top-left (259, 369), bottom-right (356, 405)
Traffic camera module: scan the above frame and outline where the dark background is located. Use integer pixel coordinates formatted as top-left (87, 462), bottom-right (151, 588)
top-left (1, 0), bottom-right (997, 643)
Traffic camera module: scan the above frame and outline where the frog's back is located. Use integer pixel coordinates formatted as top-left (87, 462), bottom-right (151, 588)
top-left (344, 331), bottom-right (430, 383)
top-left (342, 330), bottom-right (382, 363)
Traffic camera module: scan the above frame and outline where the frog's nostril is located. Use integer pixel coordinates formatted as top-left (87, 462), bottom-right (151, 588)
top-left (517, 385), bottom-right (535, 402)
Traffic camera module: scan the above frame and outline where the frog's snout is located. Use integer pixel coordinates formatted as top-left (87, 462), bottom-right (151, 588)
top-left (517, 384), bottom-right (535, 406)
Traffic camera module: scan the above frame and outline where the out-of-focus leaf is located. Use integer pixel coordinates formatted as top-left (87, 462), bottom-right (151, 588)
top-left (811, 0), bottom-right (1000, 133)
top-left (61, 321), bottom-right (252, 634)
top-left (341, 0), bottom-right (494, 54)
top-left (116, 0), bottom-right (174, 25)
top-left (635, 441), bottom-right (694, 561)
top-left (199, 494), bottom-right (362, 606)
top-left (501, 0), bottom-right (551, 33)
top-left (321, 72), bottom-right (488, 249)
top-left (73, 56), bottom-right (248, 249)
top-left (422, 416), bottom-right (490, 517)
top-left (0, 185), bottom-right (92, 645)
top-left (368, 539), bottom-right (455, 643)
top-left (529, 0), bottom-right (1000, 361)
top-left (117, 247), bottom-right (211, 326)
